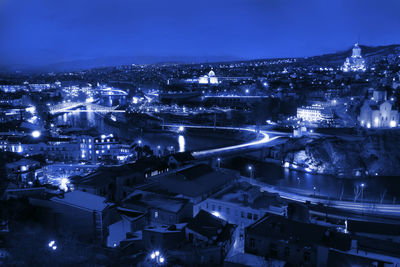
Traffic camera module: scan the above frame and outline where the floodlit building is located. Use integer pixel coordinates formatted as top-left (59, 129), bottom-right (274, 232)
top-left (198, 70), bottom-right (219, 84)
top-left (341, 43), bottom-right (366, 72)
top-left (297, 104), bottom-right (333, 123)
top-left (359, 90), bottom-right (399, 128)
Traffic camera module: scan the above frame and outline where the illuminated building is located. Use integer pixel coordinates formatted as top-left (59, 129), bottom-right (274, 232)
top-left (358, 100), bottom-right (399, 128)
top-left (297, 104), bottom-right (333, 123)
top-left (341, 43), bottom-right (366, 72)
top-left (80, 134), bottom-right (132, 163)
top-left (198, 70), bottom-right (219, 84)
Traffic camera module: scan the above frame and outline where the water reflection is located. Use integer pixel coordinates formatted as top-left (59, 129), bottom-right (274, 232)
top-left (258, 162), bottom-right (400, 203)
top-left (55, 108), bottom-right (238, 153)
top-left (178, 135), bottom-right (185, 152)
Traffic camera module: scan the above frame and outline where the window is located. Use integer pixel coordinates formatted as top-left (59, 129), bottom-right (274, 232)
top-left (247, 213), bottom-right (252, 219)
top-left (226, 207), bottom-right (230, 214)
top-left (241, 211), bottom-right (245, 218)
top-left (253, 214), bottom-right (258, 220)
top-left (284, 247), bottom-right (290, 257)
top-left (154, 211), bottom-right (158, 218)
top-left (250, 238), bottom-right (255, 248)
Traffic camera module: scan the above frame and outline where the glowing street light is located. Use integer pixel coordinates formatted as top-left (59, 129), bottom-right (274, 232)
top-left (31, 130), bottom-right (41, 138)
top-left (360, 183), bottom-right (366, 203)
top-left (149, 250), bottom-right (165, 265)
top-left (178, 126), bottom-right (184, 132)
top-left (48, 240), bottom-right (57, 251)
top-left (248, 165), bottom-right (254, 179)
top-left (217, 157), bottom-right (221, 168)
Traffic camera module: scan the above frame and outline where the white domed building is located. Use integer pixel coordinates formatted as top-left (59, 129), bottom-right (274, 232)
top-left (199, 70), bottom-right (219, 84)
top-left (341, 43), bottom-right (366, 72)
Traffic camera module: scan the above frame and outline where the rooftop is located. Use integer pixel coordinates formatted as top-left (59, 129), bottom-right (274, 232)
top-left (186, 210), bottom-right (236, 243)
top-left (123, 190), bottom-right (189, 213)
top-left (149, 164), bottom-right (234, 198)
top-left (247, 213), bottom-right (351, 251)
top-left (50, 190), bottom-right (109, 212)
top-left (212, 181), bottom-right (281, 209)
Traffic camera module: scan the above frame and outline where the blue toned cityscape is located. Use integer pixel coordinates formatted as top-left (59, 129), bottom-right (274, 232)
top-left (1, 0), bottom-right (400, 266)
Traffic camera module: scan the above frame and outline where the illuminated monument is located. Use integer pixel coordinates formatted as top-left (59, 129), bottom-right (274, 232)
top-left (341, 43), bottom-right (366, 72)
top-left (199, 70), bottom-right (219, 84)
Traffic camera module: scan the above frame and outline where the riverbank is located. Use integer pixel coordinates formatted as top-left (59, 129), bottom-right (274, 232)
top-left (282, 132), bottom-right (400, 178)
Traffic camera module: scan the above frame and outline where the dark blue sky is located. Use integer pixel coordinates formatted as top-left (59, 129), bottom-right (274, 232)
top-left (1, 0), bottom-right (400, 66)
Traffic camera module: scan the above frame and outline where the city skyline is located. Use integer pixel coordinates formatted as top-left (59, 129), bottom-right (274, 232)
top-left (1, 1), bottom-right (400, 266)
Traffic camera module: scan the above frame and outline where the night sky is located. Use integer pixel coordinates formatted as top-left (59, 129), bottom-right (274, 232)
top-left (1, 0), bottom-right (400, 66)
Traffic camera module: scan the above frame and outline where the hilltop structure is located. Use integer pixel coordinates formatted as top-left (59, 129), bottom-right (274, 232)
top-left (341, 43), bottom-right (366, 72)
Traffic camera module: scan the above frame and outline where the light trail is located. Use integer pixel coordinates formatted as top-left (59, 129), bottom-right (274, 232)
top-left (50, 102), bottom-right (123, 114)
top-left (164, 124), bottom-right (283, 158)
top-left (246, 179), bottom-right (400, 217)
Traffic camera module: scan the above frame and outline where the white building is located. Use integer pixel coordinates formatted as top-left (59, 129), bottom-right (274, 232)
top-left (297, 104), bottom-right (333, 123)
top-left (198, 70), bottom-right (219, 84)
top-left (359, 100), bottom-right (399, 128)
top-left (341, 43), bottom-right (366, 72)
top-left (80, 134), bottom-right (133, 163)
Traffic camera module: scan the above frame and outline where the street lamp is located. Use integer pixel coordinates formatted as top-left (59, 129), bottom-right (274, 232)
top-left (150, 250), bottom-right (165, 265)
top-left (248, 165), bottom-right (254, 179)
top-left (48, 240), bottom-right (57, 251)
top-left (313, 186), bottom-right (316, 197)
top-left (31, 130), bottom-right (41, 138)
top-left (360, 183), bottom-right (365, 202)
top-left (217, 157), bottom-right (221, 168)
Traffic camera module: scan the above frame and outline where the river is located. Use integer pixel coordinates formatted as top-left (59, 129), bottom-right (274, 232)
top-left (55, 108), bottom-right (240, 153)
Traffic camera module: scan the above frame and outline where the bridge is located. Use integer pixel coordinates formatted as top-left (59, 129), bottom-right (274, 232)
top-left (164, 124), bottom-right (288, 159)
top-left (49, 101), bottom-right (125, 115)
top-left (96, 87), bottom-right (128, 96)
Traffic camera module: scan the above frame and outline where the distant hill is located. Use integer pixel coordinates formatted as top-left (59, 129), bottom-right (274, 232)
top-left (303, 44), bottom-right (400, 65)
top-left (1, 44), bottom-right (400, 73)
top-left (0, 55), bottom-right (242, 73)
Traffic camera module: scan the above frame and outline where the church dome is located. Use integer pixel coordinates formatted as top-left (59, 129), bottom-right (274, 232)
top-left (208, 70), bottom-right (216, 77)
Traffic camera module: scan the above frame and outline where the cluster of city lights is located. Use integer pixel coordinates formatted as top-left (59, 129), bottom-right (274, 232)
top-left (48, 240), bottom-right (57, 251)
top-left (150, 250), bottom-right (165, 264)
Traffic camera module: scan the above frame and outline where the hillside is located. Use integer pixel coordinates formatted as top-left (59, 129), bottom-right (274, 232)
top-left (303, 44), bottom-right (400, 65)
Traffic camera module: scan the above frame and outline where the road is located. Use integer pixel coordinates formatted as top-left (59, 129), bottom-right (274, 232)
top-left (244, 177), bottom-right (400, 218)
top-left (164, 124), bottom-right (286, 158)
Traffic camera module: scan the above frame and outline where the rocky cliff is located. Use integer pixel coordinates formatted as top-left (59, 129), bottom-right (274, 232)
top-left (283, 132), bottom-right (400, 177)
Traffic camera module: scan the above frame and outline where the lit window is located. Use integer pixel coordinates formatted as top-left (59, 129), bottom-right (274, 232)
top-left (154, 211), bottom-right (158, 218)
